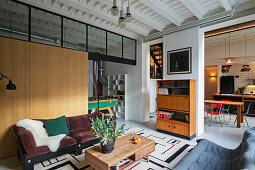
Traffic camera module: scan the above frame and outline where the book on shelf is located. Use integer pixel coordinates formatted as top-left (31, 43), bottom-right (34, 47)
top-left (159, 88), bottom-right (169, 95)
top-left (158, 111), bottom-right (174, 120)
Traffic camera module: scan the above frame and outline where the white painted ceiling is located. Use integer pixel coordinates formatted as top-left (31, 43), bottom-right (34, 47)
top-left (18, 0), bottom-right (254, 39)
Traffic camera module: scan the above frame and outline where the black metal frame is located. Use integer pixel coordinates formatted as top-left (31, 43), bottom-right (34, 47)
top-left (3, 0), bottom-right (137, 65)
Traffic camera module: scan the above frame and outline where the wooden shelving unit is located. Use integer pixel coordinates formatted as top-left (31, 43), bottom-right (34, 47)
top-left (156, 79), bottom-right (196, 140)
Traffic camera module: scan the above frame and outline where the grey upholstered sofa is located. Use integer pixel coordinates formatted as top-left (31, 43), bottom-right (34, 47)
top-left (173, 128), bottom-right (255, 170)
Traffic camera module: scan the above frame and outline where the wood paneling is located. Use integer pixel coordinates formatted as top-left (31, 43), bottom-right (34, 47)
top-left (0, 37), bottom-right (29, 158)
top-left (0, 38), bottom-right (88, 158)
top-left (189, 80), bottom-right (196, 136)
top-left (62, 49), bottom-right (88, 115)
top-left (29, 43), bottom-right (63, 119)
top-left (171, 123), bottom-right (189, 136)
top-left (157, 119), bottom-right (171, 132)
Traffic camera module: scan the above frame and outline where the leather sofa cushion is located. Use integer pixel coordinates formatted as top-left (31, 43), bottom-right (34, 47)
top-left (24, 136), bottom-right (77, 158)
top-left (69, 129), bottom-right (97, 143)
top-left (14, 127), bottom-right (37, 155)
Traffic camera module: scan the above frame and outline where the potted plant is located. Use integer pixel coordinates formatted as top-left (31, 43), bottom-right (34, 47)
top-left (90, 115), bottom-right (125, 153)
top-left (237, 86), bottom-right (246, 94)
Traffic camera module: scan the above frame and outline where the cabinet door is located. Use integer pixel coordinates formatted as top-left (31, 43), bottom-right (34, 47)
top-left (157, 95), bottom-right (176, 110)
top-left (171, 123), bottom-right (189, 136)
top-left (157, 119), bottom-right (171, 132)
top-left (175, 96), bottom-right (189, 112)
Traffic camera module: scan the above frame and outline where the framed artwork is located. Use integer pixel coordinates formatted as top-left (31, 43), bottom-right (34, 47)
top-left (167, 47), bottom-right (191, 75)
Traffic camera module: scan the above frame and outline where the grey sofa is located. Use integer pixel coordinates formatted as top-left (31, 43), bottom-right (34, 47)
top-left (173, 128), bottom-right (255, 170)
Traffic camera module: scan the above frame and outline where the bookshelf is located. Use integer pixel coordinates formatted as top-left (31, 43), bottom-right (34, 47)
top-left (157, 79), bottom-right (196, 140)
top-left (108, 74), bottom-right (127, 120)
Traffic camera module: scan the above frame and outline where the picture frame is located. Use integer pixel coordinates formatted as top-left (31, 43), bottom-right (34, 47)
top-left (167, 47), bottom-right (192, 75)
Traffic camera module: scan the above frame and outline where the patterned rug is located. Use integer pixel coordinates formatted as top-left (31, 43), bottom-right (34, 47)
top-left (31, 128), bottom-right (196, 170)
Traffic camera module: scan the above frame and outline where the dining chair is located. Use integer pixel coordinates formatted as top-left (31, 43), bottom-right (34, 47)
top-left (207, 104), bottom-right (223, 127)
top-left (221, 99), bottom-right (232, 122)
top-left (234, 102), bottom-right (252, 127)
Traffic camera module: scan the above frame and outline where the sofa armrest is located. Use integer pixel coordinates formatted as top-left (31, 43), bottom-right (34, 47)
top-left (13, 126), bottom-right (37, 155)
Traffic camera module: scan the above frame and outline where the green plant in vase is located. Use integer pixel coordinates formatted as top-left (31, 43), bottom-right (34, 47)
top-left (90, 115), bottom-right (125, 153)
top-left (237, 86), bottom-right (246, 94)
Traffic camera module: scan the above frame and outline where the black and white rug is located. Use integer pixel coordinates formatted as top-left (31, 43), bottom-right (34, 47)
top-left (32, 128), bottom-right (196, 170)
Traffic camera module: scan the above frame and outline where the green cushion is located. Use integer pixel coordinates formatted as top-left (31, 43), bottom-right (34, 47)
top-left (43, 116), bottom-right (69, 136)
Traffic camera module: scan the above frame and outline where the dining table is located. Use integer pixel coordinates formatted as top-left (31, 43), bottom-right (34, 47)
top-left (204, 100), bottom-right (244, 128)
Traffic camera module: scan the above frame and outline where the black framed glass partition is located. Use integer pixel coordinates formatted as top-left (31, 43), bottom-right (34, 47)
top-left (0, 0), bottom-right (136, 65)
top-left (31, 8), bottom-right (61, 46)
top-left (63, 18), bottom-right (86, 51)
top-left (0, 0), bottom-right (29, 41)
top-left (88, 26), bottom-right (106, 55)
top-left (123, 37), bottom-right (136, 60)
top-left (107, 32), bottom-right (122, 58)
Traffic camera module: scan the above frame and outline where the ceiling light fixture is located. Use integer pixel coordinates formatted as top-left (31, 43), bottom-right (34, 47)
top-left (111, 0), bottom-right (119, 16)
top-left (241, 34), bottom-right (250, 72)
top-left (225, 32), bottom-right (234, 64)
top-left (222, 37), bottom-right (231, 73)
top-left (118, 0), bottom-right (126, 28)
top-left (125, 0), bottom-right (132, 22)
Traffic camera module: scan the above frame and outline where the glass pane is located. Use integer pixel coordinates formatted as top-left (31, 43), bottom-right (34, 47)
top-left (88, 26), bottom-right (106, 54)
top-left (63, 18), bottom-right (86, 51)
top-left (0, 0), bottom-right (29, 40)
top-left (107, 32), bottom-right (122, 57)
top-left (123, 37), bottom-right (136, 60)
top-left (31, 8), bottom-right (61, 46)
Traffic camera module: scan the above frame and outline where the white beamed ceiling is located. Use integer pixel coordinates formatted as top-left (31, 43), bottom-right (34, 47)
top-left (19, 0), bottom-right (253, 39)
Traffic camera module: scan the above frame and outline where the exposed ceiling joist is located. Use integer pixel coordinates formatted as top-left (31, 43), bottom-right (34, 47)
top-left (104, 0), bottom-right (164, 31)
top-left (138, 0), bottom-right (182, 26)
top-left (219, 0), bottom-right (232, 11)
top-left (179, 0), bottom-right (204, 20)
top-left (57, 0), bottom-right (149, 36)
top-left (19, 0), bottom-right (138, 38)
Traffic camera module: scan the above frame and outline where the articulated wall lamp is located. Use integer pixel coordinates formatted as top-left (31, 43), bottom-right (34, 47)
top-left (0, 72), bottom-right (16, 90)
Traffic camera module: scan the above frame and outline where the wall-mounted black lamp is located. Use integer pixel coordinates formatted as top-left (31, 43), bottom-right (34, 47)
top-left (0, 72), bottom-right (16, 90)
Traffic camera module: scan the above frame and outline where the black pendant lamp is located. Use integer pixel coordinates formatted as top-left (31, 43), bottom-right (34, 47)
top-left (241, 34), bottom-right (250, 72)
top-left (222, 37), bottom-right (232, 73)
top-left (0, 72), bottom-right (16, 90)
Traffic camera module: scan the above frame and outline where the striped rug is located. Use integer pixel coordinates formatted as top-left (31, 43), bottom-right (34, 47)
top-left (33, 127), bottom-right (196, 170)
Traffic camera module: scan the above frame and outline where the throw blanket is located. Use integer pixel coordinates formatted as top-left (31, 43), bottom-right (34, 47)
top-left (16, 119), bottom-right (66, 152)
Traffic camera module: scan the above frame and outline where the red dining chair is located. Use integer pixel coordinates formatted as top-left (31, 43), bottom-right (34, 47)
top-left (207, 104), bottom-right (223, 127)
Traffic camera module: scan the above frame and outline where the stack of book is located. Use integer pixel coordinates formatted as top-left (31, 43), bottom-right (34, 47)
top-left (158, 111), bottom-right (174, 120)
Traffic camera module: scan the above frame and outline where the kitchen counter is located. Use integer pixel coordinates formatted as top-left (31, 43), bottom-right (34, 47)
top-left (213, 94), bottom-right (255, 98)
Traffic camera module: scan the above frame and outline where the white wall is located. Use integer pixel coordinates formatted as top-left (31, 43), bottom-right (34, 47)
top-left (150, 80), bottom-right (157, 113)
top-left (103, 40), bottom-right (144, 122)
top-left (142, 38), bottom-right (163, 121)
top-left (163, 27), bottom-right (205, 136)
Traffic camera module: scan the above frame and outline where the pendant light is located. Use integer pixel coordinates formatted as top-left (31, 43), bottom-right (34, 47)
top-left (118, 0), bottom-right (126, 28)
top-left (111, 0), bottom-right (119, 16)
top-left (125, 0), bottom-right (132, 22)
top-left (225, 33), bottom-right (234, 64)
top-left (222, 37), bottom-right (232, 73)
top-left (241, 34), bottom-right (250, 72)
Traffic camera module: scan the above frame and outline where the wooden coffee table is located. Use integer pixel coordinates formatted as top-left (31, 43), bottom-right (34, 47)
top-left (85, 133), bottom-right (155, 170)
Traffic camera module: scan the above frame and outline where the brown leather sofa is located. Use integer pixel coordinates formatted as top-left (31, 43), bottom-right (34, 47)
top-left (13, 112), bottom-right (114, 170)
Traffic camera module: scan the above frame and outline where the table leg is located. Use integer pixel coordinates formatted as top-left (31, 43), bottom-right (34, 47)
top-left (146, 154), bottom-right (149, 163)
top-left (237, 106), bottom-right (241, 128)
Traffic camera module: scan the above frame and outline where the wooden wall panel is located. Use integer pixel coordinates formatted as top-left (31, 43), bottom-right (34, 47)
top-left (29, 43), bottom-right (63, 119)
top-left (0, 38), bottom-right (29, 158)
top-left (62, 49), bottom-right (88, 115)
top-left (0, 38), bottom-right (88, 158)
